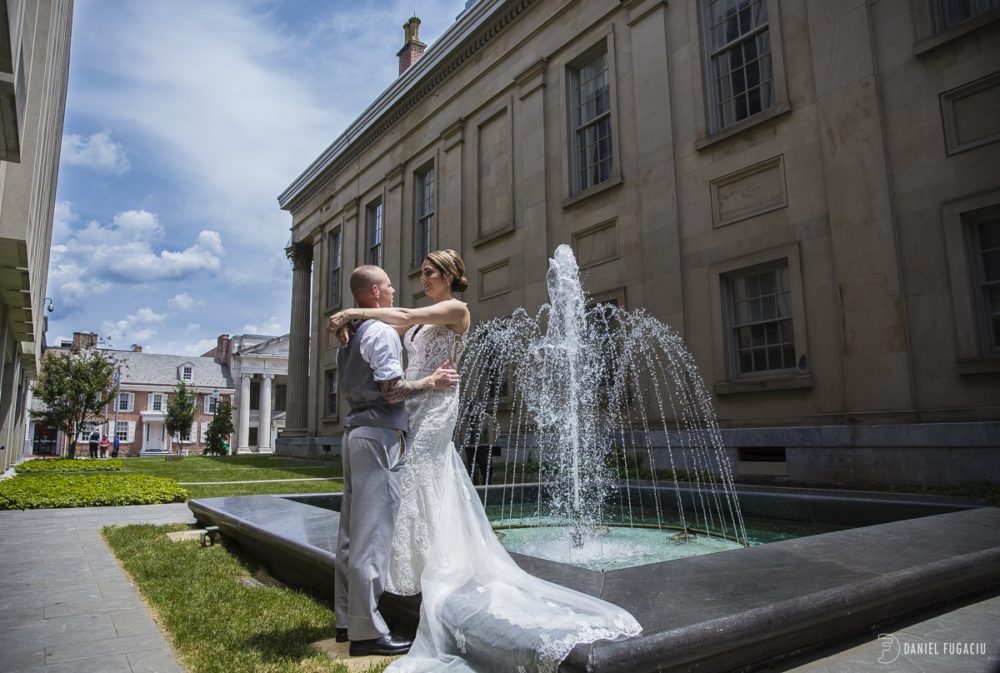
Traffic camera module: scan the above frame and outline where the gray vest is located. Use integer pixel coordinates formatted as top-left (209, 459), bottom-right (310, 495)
top-left (337, 320), bottom-right (409, 433)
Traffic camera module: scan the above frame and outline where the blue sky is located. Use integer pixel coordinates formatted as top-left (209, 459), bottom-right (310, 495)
top-left (49, 0), bottom-right (467, 355)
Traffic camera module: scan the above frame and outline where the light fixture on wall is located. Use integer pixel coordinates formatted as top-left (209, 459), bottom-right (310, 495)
top-left (43, 297), bottom-right (54, 312)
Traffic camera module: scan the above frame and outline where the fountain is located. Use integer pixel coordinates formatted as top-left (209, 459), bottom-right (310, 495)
top-left (188, 244), bottom-right (1000, 673)
top-left (454, 244), bottom-right (746, 564)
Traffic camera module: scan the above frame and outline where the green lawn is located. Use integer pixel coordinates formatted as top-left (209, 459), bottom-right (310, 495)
top-left (102, 523), bottom-right (388, 673)
top-left (121, 455), bottom-right (342, 482)
top-left (186, 480), bottom-right (342, 499)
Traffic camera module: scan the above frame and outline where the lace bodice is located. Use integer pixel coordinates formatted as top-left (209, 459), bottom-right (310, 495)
top-left (403, 324), bottom-right (464, 379)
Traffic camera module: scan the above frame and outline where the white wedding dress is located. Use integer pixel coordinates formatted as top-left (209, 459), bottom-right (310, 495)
top-left (385, 324), bottom-right (642, 673)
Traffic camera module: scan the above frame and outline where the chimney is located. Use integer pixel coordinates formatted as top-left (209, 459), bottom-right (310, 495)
top-left (71, 332), bottom-right (98, 352)
top-left (130, 343), bottom-right (142, 352)
top-left (215, 334), bottom-right (231, 364)
top-left (397, 16), bottom-right (426, 76)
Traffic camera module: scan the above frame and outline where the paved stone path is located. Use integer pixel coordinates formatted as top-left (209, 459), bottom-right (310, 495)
top-left (780, 592), bottom-right (1000, 673)
top-left (0, 503), bottom-right (195, 673)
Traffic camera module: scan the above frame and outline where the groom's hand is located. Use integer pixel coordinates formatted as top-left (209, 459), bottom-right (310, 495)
top-left (429, 361), bottom-right (460, 390)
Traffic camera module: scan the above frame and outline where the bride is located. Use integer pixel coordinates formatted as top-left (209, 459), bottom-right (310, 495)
top-left (329, 249), bottom-right (641, 672)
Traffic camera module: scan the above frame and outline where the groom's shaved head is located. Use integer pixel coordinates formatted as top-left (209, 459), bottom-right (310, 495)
top-left (351, 265), bottom-right (393, 307)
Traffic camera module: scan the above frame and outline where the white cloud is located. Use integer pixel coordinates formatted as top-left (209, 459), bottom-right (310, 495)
top-left (169, 293), bottom-right (204, 311)
top-left (61, 131), bottom-right (131, 174)
top-left (53, 201), bottom-right (77, 242)
top-left (240, 316), bottom-right (284, 336)
top-left (101, 307), bottom-right (166, 347)
top-left (160, 336), bottom-right (219, 357)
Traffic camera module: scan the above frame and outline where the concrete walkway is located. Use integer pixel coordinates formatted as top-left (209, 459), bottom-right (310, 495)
top-left (0, 503), bottom-right (195, 673)
top-left (779, 592), bottom-right (1000, 672)
top-left (1, 503), bottom-right (997, 673)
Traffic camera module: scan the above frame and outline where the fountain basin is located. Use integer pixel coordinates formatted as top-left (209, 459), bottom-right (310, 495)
top-left (187, 488), bottom-right (1000, 672)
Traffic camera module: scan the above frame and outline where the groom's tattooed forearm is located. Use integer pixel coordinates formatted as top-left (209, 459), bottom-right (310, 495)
top-left (379, 377), bottom-right (433, 403)
top-left (379, 365), bottom-right (459, 403)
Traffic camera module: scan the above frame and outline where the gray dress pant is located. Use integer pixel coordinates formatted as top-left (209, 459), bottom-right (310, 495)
top-left (334, 426), bottom-right (405, 641)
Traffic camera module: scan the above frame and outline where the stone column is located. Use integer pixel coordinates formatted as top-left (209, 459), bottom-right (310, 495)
top-left (259, 374), bottom-right (273, 452)
top-left (284, 243), bottom-right (313, 435)
top-left (237, 374), bottom-right (251, 452)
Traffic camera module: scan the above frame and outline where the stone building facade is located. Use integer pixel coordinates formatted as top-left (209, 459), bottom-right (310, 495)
top-left (214, 333), bottom-right (289, 453)
top-left (0, 0), bottom-right (73, 473)
top-left (277, 0), bottom-right (1000, 485)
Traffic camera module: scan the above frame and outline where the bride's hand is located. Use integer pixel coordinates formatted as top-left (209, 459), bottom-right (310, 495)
top-left (328, 312), bottom-right (352, 346)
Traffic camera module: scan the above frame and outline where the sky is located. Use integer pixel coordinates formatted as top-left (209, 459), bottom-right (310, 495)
top-left (48, 0), bottom-right (468, 356)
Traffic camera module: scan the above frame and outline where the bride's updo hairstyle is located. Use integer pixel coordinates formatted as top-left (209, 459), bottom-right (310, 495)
top-left (425, 249), bottom-right (469, 293)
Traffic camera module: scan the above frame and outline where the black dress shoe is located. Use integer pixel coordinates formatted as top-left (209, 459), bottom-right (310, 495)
top-left (335, 628), bottom-right (348, 643)
top-left (349, 633), bottom-right (412, 656)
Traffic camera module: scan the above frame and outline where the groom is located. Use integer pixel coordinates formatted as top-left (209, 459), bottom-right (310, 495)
top-left (333, 265), bottom-right (457, 657)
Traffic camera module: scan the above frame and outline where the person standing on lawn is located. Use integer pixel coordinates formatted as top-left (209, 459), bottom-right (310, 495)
top-left (98, 434), bottom-right (111, 458)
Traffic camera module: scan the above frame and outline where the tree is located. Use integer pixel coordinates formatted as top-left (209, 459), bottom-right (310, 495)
top-left (32, 349), bottom-right (118, 458)
top-left (204, 399), bottom-right (234, 456)
top-left (164, 381), bottom-right (197, 455)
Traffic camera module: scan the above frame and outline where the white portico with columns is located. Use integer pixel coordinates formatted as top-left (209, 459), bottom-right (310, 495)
top-left (227, 334), bottom-right (290, 454)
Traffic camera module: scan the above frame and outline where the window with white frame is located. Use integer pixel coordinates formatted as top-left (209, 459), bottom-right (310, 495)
top-left (324, 369), bottom-right (338, 418)
top-left (414, 166), bottom-right (435, 266)
top-left (570, 46), bottom-right (613, 193)
top-left (701, 0), bottom-right (774, 133)
top-left (726, 263), bottom-right (796, 376)
top-left (114, 421), bottom-right (128, 441)
top-left (204, 394), bottom-right (219, 415)
top-left (174, 421), bottom-right (196, 443)
top-left (78, 421), bottom-right (99, 442)
top-left (931, 0), bottom-right (1000, 31)
top-left (181, 366), bottom-right (193, 381)
top-left (328, 227), bottom-right (343, 307)
top-left (366, 199), bottom-right (383, 267)
top-left (149, 393), bottom-right (165, 411)
top-left (117, 392), bottom-right (134, 412)
top-left (969, 208), bottom-right (1000, 354)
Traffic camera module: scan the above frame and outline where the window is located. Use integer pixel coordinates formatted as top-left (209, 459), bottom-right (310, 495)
top-left (78, 421), bottom-right (99, 442)
top-left (414, 166), bottom-right (435, 266)
top-left (970, 210), bottom-right (1000, 354)
top-left (204, 394), bottom-right (219, 415)
top-left (365, 200), bottom-right (383, 267)
top-left (117, 392), bottom-right (134, 412)
top-left (588, 295), bottom-right (623, 388)
top-left (115, 421), bottom-right (128, 441)
top-left (701, 0), bottom-right (773, 132)
top-left (250, 380), bottom-right (260, 411)
top-left (726, 263), bottom-right (796, 376)
top-left (149, 393), bottom-right (165, 412)
top-left (931, 0), bottom-right (1000, 31)
top-left (328, 228), bottom-right (343, 307)
top-left (274, 384), bottom-right (287, 412)
top-left (324, 369), bottom-right (338, 418)
top-left (182, 366), bottom-right (193, 381)
top-left (570, 47), bottom-right (613, 193)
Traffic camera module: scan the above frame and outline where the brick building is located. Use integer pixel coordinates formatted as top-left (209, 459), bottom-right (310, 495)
top-left (28, 332), bottom-right (235, 457)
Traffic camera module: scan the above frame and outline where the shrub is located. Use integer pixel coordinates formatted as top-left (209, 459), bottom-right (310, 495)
top-left (0, 474), bottom-right (188, 510)
top-left (15, 458), bottom-right (124, 474)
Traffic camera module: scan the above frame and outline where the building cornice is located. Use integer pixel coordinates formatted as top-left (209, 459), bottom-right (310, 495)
top-left (277, 0), bottom-right (537, 213)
